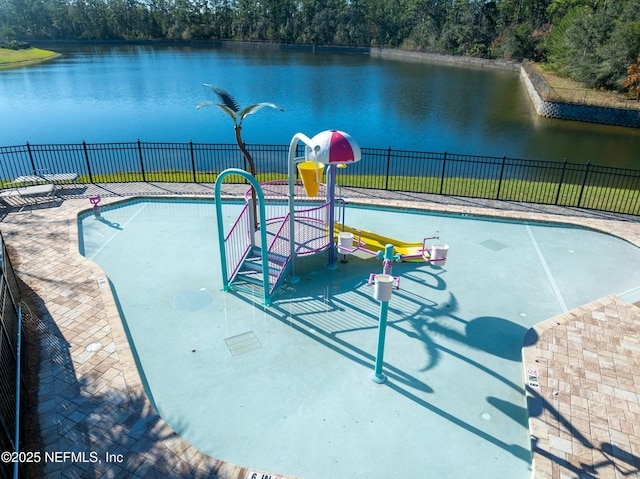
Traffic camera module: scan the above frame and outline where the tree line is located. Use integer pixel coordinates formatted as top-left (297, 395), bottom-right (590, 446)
top-left (1, 0), bottom-right (639, 95)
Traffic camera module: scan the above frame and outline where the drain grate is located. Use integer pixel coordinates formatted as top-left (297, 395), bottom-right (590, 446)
top-left (225, 331), bottom-right (261, 356)
top-left (480, 239), bottom-right (508, 252)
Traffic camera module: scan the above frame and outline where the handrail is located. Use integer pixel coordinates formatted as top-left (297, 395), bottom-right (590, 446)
top-left (266, 214), bottom-right (291, 253)
top-left (215, 169), bottom-right (273, 305)
top-left (226, 209), bottom-right (252, 282)
top-left (266, 215), bottom-right (292, 294)
top-left (224, 202), bottom-right (249, 242)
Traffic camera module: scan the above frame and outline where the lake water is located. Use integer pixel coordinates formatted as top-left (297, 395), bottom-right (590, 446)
top-left (1, 43), bottom-right (640, 169)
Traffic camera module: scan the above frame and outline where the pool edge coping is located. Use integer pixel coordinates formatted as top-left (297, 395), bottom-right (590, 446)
top-left (4, 188), bottom-right (640, 479)
top-left (75, 192), bottom-right (640, 479)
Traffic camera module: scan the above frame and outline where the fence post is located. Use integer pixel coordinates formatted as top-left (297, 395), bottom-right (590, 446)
top-left (137, 139), bottom-right (146, 181)
top-left (439, 151), bottom-right (447, 195)
top-left (385, 147), bottom-right (391, 190)
top-left (554, 159), bottom-right (567, 205)
top-left (26, 142), bottom-right (36, 174)
top-left (83, 141), bottom-right (94, 183)
top-left (577, 161), bottom-right (590, 208)
top-left (496, 155), bottom-right (506, 200)
top-left (190, 140), bottom-right (197, 183)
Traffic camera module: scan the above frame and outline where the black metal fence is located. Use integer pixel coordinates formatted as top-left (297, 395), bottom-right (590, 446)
top-left (0, 232), bottom-right (26, 479)
top-left (1, 141), bottom-right (639, 215)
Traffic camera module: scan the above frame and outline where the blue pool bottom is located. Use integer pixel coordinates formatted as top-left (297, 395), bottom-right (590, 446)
top-left (79, 198), bottom-right (640, 479)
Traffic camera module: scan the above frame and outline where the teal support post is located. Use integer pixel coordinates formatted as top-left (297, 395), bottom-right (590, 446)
top-left (376, 243), bottom-right (401, 275)
top-left (371, 300), bottom-right (389, 383)
top-left (370, 272), bottom-right (394, 384)
top-left (214, 168), bottom-right (272, 305)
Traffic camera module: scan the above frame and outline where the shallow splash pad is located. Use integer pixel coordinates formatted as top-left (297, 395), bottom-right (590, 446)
top-left (78, 198), bottom-right (640, 479)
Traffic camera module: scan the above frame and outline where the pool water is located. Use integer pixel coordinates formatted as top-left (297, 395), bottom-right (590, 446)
top-left (79, 198), bottom-right (640, 479)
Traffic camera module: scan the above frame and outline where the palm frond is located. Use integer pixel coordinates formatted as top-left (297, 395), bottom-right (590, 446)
top-left (238, 102), bottom-right (285, 125)
top-left (195, 101), bottom-right (214, 110)
top-left (203, 84), bottom-right (240, 113)
top-left (217, 104), bottom-right (239, 123)
top-left (197, 100), bottom-right (238, 122)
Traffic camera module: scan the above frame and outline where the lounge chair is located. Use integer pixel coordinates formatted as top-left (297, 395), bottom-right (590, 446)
top-left (41, 172), bottom-right (78, 182)
top-left (13, 171), bottom-right (78, 184)
top-left (0, 176), bottom-right (58, 209)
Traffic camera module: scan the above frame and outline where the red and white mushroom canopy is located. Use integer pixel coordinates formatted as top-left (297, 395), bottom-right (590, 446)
top-left (310, 130), bottom-right (361, 165)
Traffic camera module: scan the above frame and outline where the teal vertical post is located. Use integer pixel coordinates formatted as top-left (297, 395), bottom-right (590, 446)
top-left (371, 300), bottom-right (389, 384)
top-left (371, 272), bottom-right (394, 383)
top-left (376, 243), bottom-right (399, 275)
top-left (215, 168), bottom-right (271, 304)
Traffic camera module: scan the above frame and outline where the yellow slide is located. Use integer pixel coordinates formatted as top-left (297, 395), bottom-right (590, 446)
top-left (334, 224), bottom-right (428, 262)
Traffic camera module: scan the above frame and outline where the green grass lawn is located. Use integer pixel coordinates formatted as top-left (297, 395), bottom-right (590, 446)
top-left (69, 170), bottom-right (639, 215)
top-left (338, 174), bottom-right (640, 215)
top-left (0, 47), bottom-right (60, 68)
top-left (3, 167), bottom-right (635, 214)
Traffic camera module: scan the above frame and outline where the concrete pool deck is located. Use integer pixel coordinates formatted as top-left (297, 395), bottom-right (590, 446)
top-left (1, 182), bottom-right (639, 478)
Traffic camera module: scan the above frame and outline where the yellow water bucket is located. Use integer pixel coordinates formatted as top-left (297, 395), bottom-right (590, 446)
top-left (297, 161), bottom-right (324, 197)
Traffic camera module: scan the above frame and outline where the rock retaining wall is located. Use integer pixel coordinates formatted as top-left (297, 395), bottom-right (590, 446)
top-left (370, 48), bottom-right (520, 71)
top-left (520, 65), bottom-right (640, 128)
top-left (373, 48), bottom-right (640, 129)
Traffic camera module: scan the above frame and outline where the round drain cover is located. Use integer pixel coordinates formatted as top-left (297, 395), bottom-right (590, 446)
top-left (173, 290), bottom-right (214, 312)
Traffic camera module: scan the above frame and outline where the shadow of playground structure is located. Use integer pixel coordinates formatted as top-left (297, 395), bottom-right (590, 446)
top-left (231, 255), bottom-right (536, 465)
top-left (16, 274), bottom-right (205, 478)
top-left (2, 219), bottom-right (236, 478)
top-left (522, 300), bottom-right (640, 478)
top-left (2, 186), bottom-right (640, 479)
top-left (230, 252), bottom-right (640, 477)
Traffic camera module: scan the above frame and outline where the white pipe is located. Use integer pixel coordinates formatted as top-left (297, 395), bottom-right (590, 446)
top-left (287, 133), bottom-right (318, 280)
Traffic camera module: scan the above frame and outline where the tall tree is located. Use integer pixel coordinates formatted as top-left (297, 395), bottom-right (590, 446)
top-left (622, 56), bottom-right (640, 99)
top-left (547, 1), bottom-right (640, 89)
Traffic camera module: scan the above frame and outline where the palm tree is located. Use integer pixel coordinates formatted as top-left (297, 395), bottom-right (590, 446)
top-left (197, 85), bottom-right (284, 179)
top-left (197, 85), bottom-right (283, 228)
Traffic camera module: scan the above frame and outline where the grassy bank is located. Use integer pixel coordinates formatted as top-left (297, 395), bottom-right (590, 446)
top-left (0, 47), bottom-right (60, 69)
top-left (532, 63), bottom-right (640, 111)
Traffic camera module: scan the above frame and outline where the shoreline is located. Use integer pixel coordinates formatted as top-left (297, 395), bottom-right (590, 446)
top-left (23, 39), bottom-right (640, 127)
top-left (0, 47), bottom-right (61, 69)
top-left (30, 39), bottom-right (520, 71)
top-left (370, 48), bottom-right (521, 71)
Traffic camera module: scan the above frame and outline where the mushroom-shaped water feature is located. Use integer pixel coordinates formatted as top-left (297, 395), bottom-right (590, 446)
top-left (288, 130), bottom-right (362, 277)
top-left (298, 130), bottom-right (361, 198)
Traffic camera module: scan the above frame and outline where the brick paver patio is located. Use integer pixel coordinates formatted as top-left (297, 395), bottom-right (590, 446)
top-left (1, 182), bottom-right (638, 478)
